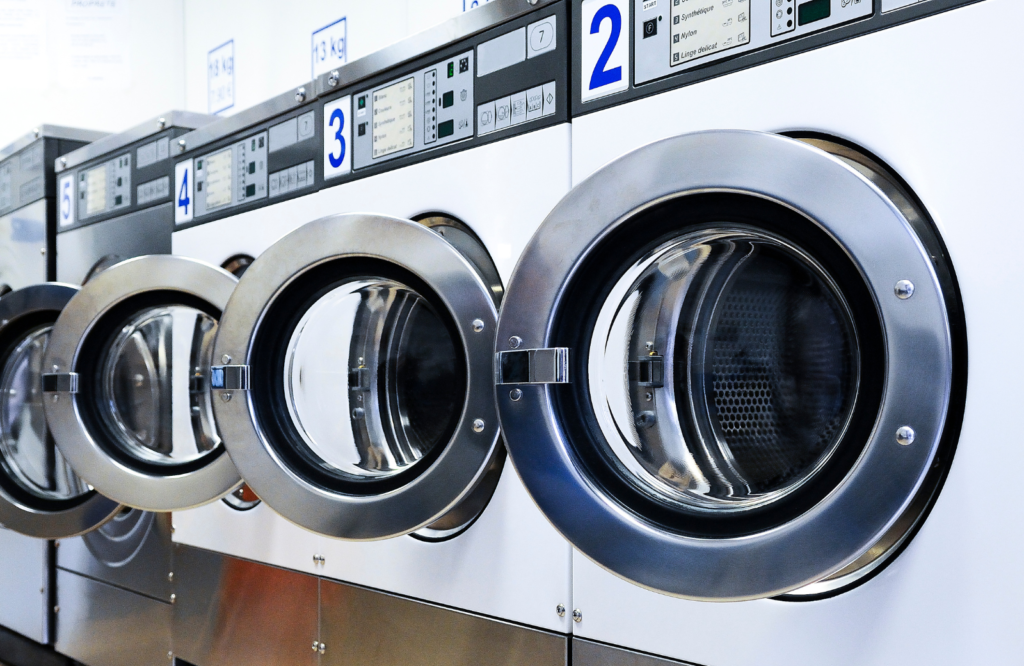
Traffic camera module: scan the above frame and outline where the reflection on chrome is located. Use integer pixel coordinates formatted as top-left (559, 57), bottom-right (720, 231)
top-left (100, 306), bottom-right (220, 465)
top-left (0, 326), bottom-right (89, 499)
top-left (284, 278), bottom-right (462, 481)
top-left (589, 228), bottom-right (859, 512)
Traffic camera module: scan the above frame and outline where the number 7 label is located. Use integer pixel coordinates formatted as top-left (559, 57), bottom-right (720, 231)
top-left (581, 0), bottom-right (630, 102)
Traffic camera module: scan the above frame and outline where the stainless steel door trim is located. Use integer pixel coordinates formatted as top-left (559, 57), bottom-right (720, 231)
top-left (495, 131), bottom-right (954, 600)
top-left (0, 284), bottom-right (122, 539)
top-left (212, 214), bottom-right (502, 540)
top-left (42, 256), bottom-right (242, 512)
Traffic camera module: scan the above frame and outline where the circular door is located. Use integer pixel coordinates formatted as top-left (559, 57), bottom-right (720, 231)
top-left (496, 131), bottom-right (966, 600)
top-left (211, 214), bottom-right (504, 540)
top-left (0, 284), bottom-right (121, 538)
top-left (42, 255), bottom-right (242, 511)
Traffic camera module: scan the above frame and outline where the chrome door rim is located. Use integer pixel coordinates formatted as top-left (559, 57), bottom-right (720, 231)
top-left (495, 131), bottom-right (954, 600)
top-left (212, 213), bottom-right (501, 540)
top-left (0, 283), bottom-right (122, 538)
top-left (42, 256), bottom-right (241, 511)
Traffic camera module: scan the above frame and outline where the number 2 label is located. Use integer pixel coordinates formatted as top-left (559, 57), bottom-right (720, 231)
top-left (323, 96), bottom-right (352, 180)
top-left (174, 160), bottom-right (194, 225)
top-left (581, 0), bottom-right (629, 102)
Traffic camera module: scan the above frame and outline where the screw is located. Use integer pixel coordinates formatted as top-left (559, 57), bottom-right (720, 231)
top-left (158, 117), bottom-right (167, 129)
top-left (59, 156), bottom-right (67, 168)
top-left (177, 138), bottom-right (186, 152)
top-left (221, 392), bottom-right (232, 402)
top-left (896, 426), bottom-right (915, 446)
top-left (171, 524), bottom-right (176, 534)
top-left (312, 641), bottom-right (319, 652)
top-left (472, 419), bottom-right (485, 432)
top-left (510, 388), bottom-right (523, 401)
top-left (167, 651), bottom-right (173, 661)
top-left (54, 605), bottom-right (60, 613)
top-left (528, 0), bottom-right (539, 4)
top-left (472, 318), bottom-right (485, 333)
top-left (295, 86), bottom-right (307, 102)
top-left (33, 128), bottom-right (40, 138)
top-left (894, 280), bottom-right (915, 300)
top-left (169, 594), bottom-right (176, 604)
top-left (328, 70), bottom-right (340, 87)
top-left (168, 572), bottom-right (174, 581)
top-left (318, 643), bottom-right (326, 654)
top-left (221, 354), bottom-right (232, 364)
top-left (572, 609), bottom-right (582, 623)
top-left (508, 336), bottom-right (522, 349)
top-left (556, 604), bottom-right (566, 617)
top-left (40, 247), bottom-right (46, 255)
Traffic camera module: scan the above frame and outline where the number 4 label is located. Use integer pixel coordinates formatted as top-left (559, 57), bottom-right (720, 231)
top-left (581, 0), bottom-right (629, 102)
top-left (175, 160), bottom-right (194, 225)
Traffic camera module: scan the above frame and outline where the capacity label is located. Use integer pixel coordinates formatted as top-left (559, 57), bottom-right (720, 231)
top-left (670, 0), bottom-right (749, 66)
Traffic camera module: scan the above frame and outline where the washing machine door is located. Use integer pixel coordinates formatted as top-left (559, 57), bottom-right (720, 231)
top-left (210, 214), bottom-right (503, 540)
top-left (42, 256), bottom-right (242, 511)
top-left (495, 131), bottom-right (965, 601)
top-left (0, 284), bottom-right (121, 538)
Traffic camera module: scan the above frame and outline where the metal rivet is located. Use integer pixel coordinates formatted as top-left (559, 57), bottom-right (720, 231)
top-left (177, 138), bottom-right (186, 152)
top-left (312, 641), bottom-right (319, 652)
top-left (59, 156), bottom-right (67, 168)
top-left (318, 643), bottom-right (326, 654)
top-left (295, 86), bottom-right (307, 102)
top-left (472, 419), bottom-right (485, 432)
top-left (510, 388), bottom-right (523, 401)
top-left (40, 247), bottom-right (46, 255)
top-left (896, 426), bottom-right (915, 446)
top-left (328, 70), bottom-right (340, 87)
top-left (472, 319), bottom-right (485, 333)
top-left (168, 572), bottom-right (174, 582)
top-left (221, 354), bottom-right (232, 364)
top-left (572, 609), bottom-right (582, 623)
top-left (508, 336), bottom-right (522, 349)
top-left (221, 392), bottom-right (232, 402)
top-left (158, 117), bottom-right (167, 129)
top-left (556, 604), bottom-right (566, 617)
top-left (169, 594), bottom-right (176, 604)
top-left (895, 280), bottom-right (915, 300)
top-left (33, 128), bottom-right (40, 138)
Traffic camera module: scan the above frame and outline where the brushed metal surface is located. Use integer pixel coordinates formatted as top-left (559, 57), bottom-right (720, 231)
top-left (172, 545), bottom-right (318, 666)
top-left (573, 639), bottom-right (701, 666)
top-left (320, 578), bottom-right (568, 666)
top-left (57, 510), bottom-right (173, 602)
top-left (0, 126), bottom-right (107, 162)
top-left (56, 112), bottom-right (215, 172)
top-left (55, 203), bottom-right (173, 285)
top-left (0, 199), bottom-right (47, 290)
top-left (54, 568), bottom-right (171, 666)
top-left (0, 527), bottom-right (48, 644)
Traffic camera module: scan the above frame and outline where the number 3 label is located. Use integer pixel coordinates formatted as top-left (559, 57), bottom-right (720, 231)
top-left (581, 0), bottom-right (629, 102)
top-left (323, 96), bottom-right (351, 180)
top-left (174, 160), bottom-right (194, 225)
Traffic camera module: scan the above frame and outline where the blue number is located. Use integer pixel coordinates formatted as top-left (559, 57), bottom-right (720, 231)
top-left (328, 107), bottom-right (346, 169)
top-left (589, 4), bottom-right (622, 91)
top-left (178, 169), bottom-right (190, 215)
top-left (61, 180), bottom-right (71, 221)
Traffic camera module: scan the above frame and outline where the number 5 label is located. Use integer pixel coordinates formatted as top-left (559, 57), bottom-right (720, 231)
top-left (58, 174), bottom-right (75, 228)
top-left (323, 95), bottom-right (351, 180)
top-left (581, 0), bottom-right (629, 102)
top-left (175, 160), bottom-right (194, 225)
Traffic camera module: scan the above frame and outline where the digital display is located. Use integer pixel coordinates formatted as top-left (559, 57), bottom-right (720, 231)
top-left (670, 0), bottom-right (749, 67)
top-left (84, 165), bottom-right (107, 216)
top-left (798, 0), bottom-right (831, 26)
top-left (204, 149), bottom-right (233, 210)
top-left (371, 77), bottom-right (415, 159)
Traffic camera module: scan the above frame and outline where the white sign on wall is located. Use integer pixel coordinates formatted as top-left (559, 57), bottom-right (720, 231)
top-left (56, 0), bottom-right (131, 90)
top-left (207, 39), bottom-right (234, 115)
top-left (311, 17), bottom-right (346, 79)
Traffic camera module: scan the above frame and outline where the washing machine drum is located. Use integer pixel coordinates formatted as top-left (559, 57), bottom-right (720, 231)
top-left (41, 256), bottom-right (242, 512)
top-left (0, 284), bottom-right (121, 538)
top-left (496, 131), bottom-right (966, 601)
top-left (210, 214), bottom-right (503, 540)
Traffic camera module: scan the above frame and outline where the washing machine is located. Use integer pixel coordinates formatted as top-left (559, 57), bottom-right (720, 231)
top-left (37, 111), bottom-right (218, 666)
top-left (0, 125), bottom-right (105, 655)
top-left (494, 0), bottom-right (1014, 664)
top-left (167, 0), bottom-right (573, 659)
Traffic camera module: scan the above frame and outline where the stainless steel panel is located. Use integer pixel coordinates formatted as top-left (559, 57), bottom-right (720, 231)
top-left (320, 578), bottom-right (567, 666)
top-left (0, 527), bottom-right (48, 644)
top-left (0, 126), bottom-right (108, 162)
top-left (172, 546), bottom-right (318, 666)
top-left (0, 198), bottom-right (47, 290)
top-left (55, 202), bottom-right (173, 285)
top-left (57, 511), bottom-right (173, 602)
top-left (56, 113), bottom-right (215, 172)
top-left (55, 568), bottom-right (171, 666)
top-left (573, 639), bottom-right (701, 666)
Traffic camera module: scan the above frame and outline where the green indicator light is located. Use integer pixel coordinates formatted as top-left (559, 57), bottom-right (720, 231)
top-left (447, 62), bottom-right (454, 78)
top-left (797, 0), bottom-right (830, 26)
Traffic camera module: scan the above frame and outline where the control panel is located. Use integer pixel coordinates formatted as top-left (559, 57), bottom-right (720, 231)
top-left (193, 132), bottom-right (269, 218)
top-left (633, 0), bottom-right (871, 85)
top-left (352, 51), bottom-right (475, 169)
top-left (0, 142), bottom-right (45, 216)
top-left (78, 154), bottom-right (132, 220)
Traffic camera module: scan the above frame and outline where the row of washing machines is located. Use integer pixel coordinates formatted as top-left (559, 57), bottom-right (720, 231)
top-left (0, 0), bottom-right (1018, 664)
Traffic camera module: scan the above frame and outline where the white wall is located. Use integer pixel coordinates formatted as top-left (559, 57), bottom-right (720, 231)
top-left (0, 0), bottom-right (186, 149)
top-left (182, 0), bottom-right (471, 116)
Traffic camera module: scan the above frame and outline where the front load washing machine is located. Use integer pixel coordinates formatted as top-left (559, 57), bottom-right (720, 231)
top-left (170, 0), bottom-right (575, 642)
top-left (0, 125), bottom-right (105, 653)
top-left (496, 1), bottom-right (1011, 664)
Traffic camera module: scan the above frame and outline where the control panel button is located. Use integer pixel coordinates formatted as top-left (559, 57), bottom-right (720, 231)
top-left (269, 173), bottom-right (280, 196)
top-left (478, 101), bottom-right (496, 135)
top-left (527, 15), bottom-right (557, 58)
top-left (771, 0), bottom-right (797, 36)
top-left (526, 86), bottom-right (544, 121)
top-left (542, 81), bottom-right (556, 117)
top-left (297, 111), bottom-right (316, 141)
top-left (510, 91), bottom-right (527, 125)
top-left (495, 96), bottom-right (512, 130)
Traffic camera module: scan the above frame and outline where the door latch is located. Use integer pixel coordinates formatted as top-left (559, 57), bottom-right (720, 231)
top-left (496, 348), bottom-right (570, 384)
top-left (211, 365), bottom-right (250, 391)
top-left (41, 372), bottom-right (78, 393)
